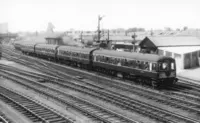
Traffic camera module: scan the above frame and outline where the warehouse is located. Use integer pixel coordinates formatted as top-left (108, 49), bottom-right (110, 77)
top-left (137, 36), bottom-right (200, 70)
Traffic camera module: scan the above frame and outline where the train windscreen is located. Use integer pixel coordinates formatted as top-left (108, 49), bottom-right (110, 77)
top-left (159, 62), bottom-right (169, 71)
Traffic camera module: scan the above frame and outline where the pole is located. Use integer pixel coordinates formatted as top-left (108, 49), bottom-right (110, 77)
top-left (97, 15), bottom-right (100, 43)
top-left (80, 31), bottom-right (83, 42)
top-left (107, 29), bottom-right (109, 41)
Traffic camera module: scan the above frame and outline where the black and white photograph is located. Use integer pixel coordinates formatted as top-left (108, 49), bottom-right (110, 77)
top-left (0, 0), bottom-right (200, 123)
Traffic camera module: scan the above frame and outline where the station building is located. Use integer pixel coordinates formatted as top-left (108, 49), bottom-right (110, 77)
top-left (137, 36), bottom-right (200, 70)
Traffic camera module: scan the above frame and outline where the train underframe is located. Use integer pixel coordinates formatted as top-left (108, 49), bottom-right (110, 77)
top-left (94, 66), bottom-right (178, 88)
top-left (57, 58), bottom-right (90, 69)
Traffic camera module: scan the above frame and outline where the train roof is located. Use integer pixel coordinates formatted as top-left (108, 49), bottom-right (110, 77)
top-left (58, 46), bottom-right (96, 53)
top-left (35, 44), bottom-right (58, 49)
top-left (93, 49), bottom-right (174, 62)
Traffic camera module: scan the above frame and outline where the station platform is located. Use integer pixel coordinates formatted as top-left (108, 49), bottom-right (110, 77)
top-left (177, 67), bottom-right (200, 82)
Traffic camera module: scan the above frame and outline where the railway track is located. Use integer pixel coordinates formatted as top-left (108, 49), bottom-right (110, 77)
top-left (1, 66), bottom-right (200, 123)
top-left (2, 45), bottom-right (200, 122)
top-left (0, 111), bottom-right (11, 123)
top-left (0, 70), bottom-right (140, 123)
top-left (2, 63), bottom-right (200, 117)
top-left (164, 77), bottom-right (200, 101)
top-left (0, 85), bottom-right (74, 123)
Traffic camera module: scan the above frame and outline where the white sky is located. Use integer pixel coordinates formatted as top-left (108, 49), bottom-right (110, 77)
top-left (0, 0), bottom-right (199, 32)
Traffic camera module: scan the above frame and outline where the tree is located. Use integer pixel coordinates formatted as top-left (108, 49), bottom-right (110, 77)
top-left (183, 26), bottom-right (188, 31)
top-left (164, 27), bottom-right (172, 31)
top-left (126, 27), bottom-right (145, 33)
top-left (46, 22), bottom-right (55, 33)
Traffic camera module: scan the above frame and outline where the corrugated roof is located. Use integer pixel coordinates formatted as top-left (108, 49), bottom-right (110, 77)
top-left (159, 46), bottom-right (200, 54)
top-left (147, 36), bottom-right (200, 47)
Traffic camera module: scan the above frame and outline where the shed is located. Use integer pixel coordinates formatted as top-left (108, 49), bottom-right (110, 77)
top-left (45, 33), bottom-right (63, 45)
top-left (138, 36), bottom-right (200, 70)
top-left (158, 47), bottom-right (200, 70)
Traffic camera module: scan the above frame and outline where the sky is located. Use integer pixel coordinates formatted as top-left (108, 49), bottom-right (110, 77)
top-left (0, 0), bottom-right (199, 32)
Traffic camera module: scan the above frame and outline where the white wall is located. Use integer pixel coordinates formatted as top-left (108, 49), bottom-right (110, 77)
top-left (0, 23), bottom-right (8, 33)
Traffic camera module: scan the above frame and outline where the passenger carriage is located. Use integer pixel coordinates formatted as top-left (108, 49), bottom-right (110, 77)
top-left (57, 46), bottom-right (97, 69)
top-left (20, 43), bottom-right (36, 55)
top-left (92, 49), bottom-right (178, 87)
top-left (35, 44), bottom-right (59, 60)
top-left (16, 43), bottom-right (178, 87)
top-left (13, 42), bottom-right (23, 51)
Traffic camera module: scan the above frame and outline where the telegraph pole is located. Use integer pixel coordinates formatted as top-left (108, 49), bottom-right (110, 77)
top-left (107, 29), bottom-right (109, 41)
top-left (97, 15), bottom-right (105, 43)
top-left (80, 31), bottom-right (83, 42)
top-left (97, 15), bottom-right (101, 43)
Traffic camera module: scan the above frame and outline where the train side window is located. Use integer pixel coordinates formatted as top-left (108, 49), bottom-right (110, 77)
top-left (113, 58), bottom-right (117, 64)
top-left (138, 61), bottom-right (143, 69)
top-left (109, 57), bottom-right (111, 63)
top-left (140, 61), bottom-right (145, 69)
top-left (108, 57), bottom-right (111, 63)
top-left (152, 63), bottom-right (157, 71)
top-left (106, 57), bottom-right (109, 63)
top-left (96, 55), bottom-right (99, 61)
top-left (132, 60), bottom-right (137, 68)
top-left (101, 56), bottom-right (104, 62)
top-left (144, 62), bottom-right (149, 70)
top-left (124, 59), bottom-right (128, 66)
top-left (100, 56), bottom-right (103, 62)
top-left (135, 61), bottom-right (140, 68)
top-left (121, 59), bottom-right (125, 66)
top-left (127, 60), bottom-right (131, 67)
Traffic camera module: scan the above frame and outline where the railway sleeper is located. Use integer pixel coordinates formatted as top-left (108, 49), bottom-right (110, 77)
top-left (25, 106), bottom-right (45, 111)
top-left (33, 110), bottom-right (51, 114)
top-left (37, 113), bottom-right (57, 118)
top-left (46, 117), bottom-right (65, 122)
top-left (35, 111), bottom-right (53, 115)
top-left (41, 115), bottom-right (59, 120)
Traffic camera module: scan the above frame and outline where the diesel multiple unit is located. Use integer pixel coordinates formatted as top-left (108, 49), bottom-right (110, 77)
top-left (15, 42), bottom-right (178, 87)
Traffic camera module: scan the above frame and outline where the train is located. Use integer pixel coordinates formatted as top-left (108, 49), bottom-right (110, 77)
top-left (14, 42), bottom-right (178, 87)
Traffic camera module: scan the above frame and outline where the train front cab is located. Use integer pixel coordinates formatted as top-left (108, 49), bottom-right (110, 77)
top-left (157, 58), bottom-right (178, 86)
